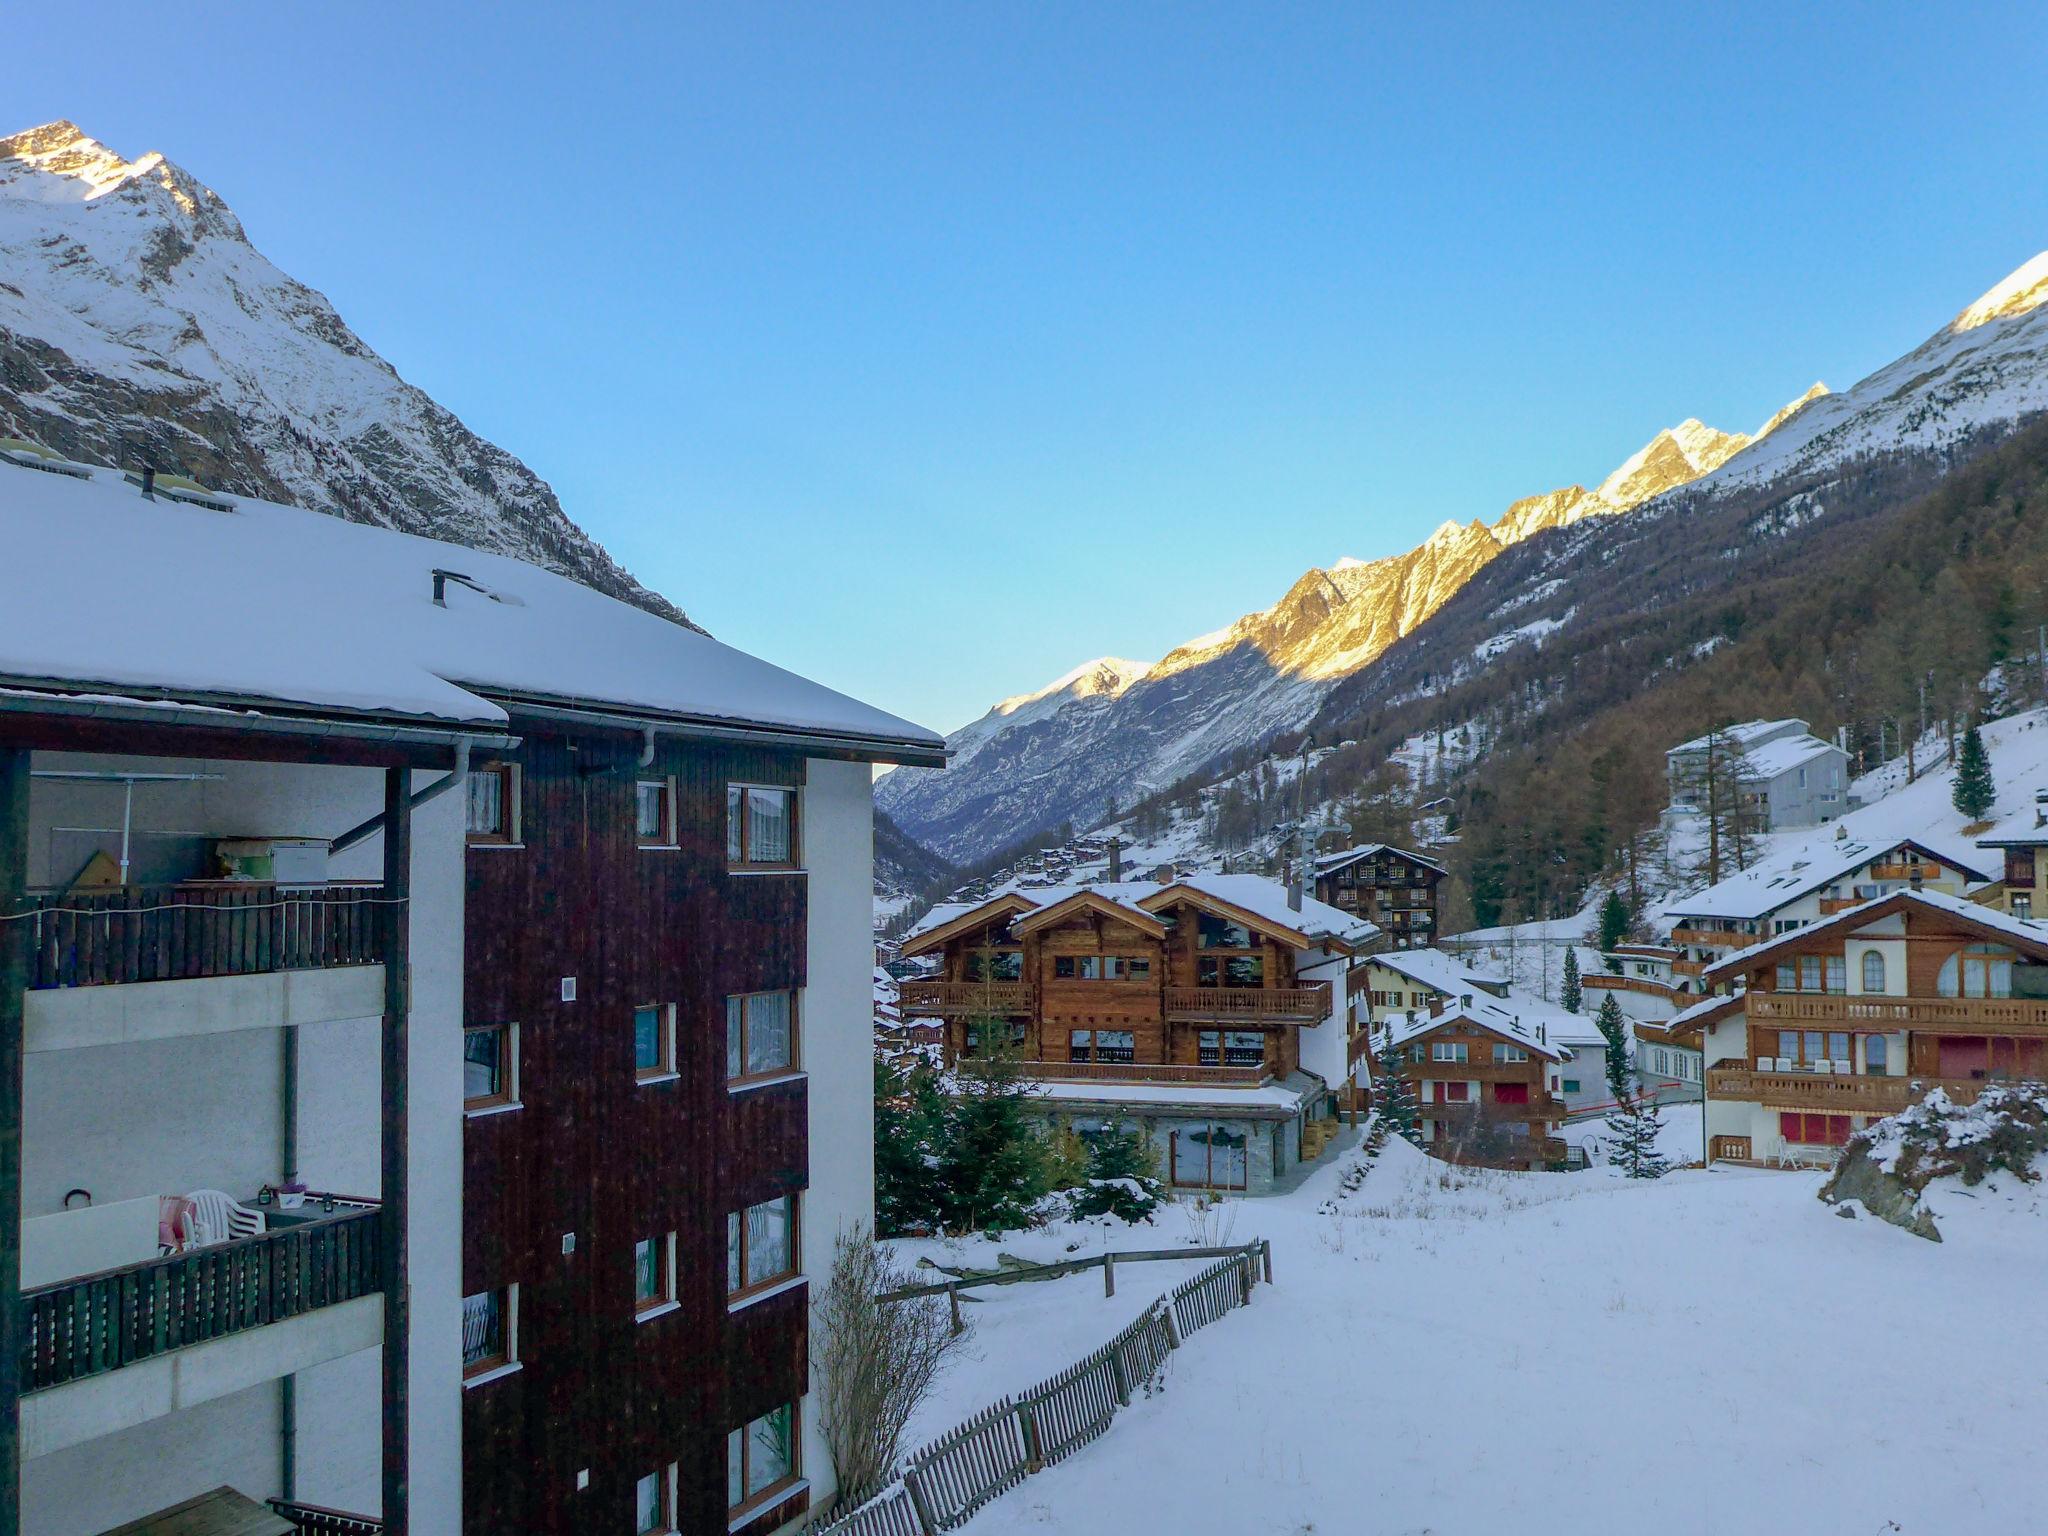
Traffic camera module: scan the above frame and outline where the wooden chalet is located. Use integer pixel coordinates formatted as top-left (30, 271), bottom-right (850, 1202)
top-left (1312, 843), bottom-right (1444, 950)
top-left (1373, 995), bottom-right (1569, 1169)
top-left (1697, 889), bottom-right (2048, 1166)
top-left (899, 875), bottom-right (1375, 1193)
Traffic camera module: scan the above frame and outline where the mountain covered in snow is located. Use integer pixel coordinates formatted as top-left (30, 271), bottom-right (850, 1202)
top-left (0, 121), bottom-right (692, 627)
top-left (880, 393), bottom-right (1821, 862)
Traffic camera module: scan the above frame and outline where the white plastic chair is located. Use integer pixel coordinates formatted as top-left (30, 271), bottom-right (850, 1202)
top-left (185, 1188), bottom-right (265, 1247)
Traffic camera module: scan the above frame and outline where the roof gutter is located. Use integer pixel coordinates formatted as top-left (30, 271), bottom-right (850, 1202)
top-left (0, 685), bottom-right (514, 755)
top-left (484, 693), bottom-right (948, 767)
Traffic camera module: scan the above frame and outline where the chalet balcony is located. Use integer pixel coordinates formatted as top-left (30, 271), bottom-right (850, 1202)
top-left (20, 883), bottom-right (388, 990)
top-left (1706, 1066), bottom-right (1990, 1114)
top-left (1164, 982), bottom-right (1331, 1025)
top-left (22, 1203), bottom-right (382, 1397)
top-left (1746, 993), bottom-right (2048, 1032)
top-left (1582, 973), bottom-right (1678, 1000)
top-left (1670, 926), bottom-right (1755, 951)
top-left (897, 979), bottom-right (1032, 1017)
top-left (1023, 1060), bottom-right (1274, 1089)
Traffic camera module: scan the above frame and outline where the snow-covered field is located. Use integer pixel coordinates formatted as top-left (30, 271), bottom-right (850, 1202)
top-left (931, 1139), bottom-right (2046, 1536)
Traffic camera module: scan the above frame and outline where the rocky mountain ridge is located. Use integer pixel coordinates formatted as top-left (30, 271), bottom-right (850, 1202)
top-left (0, 121), bottom-right (693, 627)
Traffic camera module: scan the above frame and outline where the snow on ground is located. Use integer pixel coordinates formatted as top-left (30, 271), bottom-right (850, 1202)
top-left (884, 1218), bottom-right (1230, 1447)
top-left (948, 1137), bottom-right (2048, 1536)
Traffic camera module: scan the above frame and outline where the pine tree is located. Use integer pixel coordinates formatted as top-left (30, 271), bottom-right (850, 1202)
top-left (1066, 1127), bottom-right (1164, 1223)
top-left (1594, 991), bottom-right (1631, 1102)
top-left (1598, 890), bottom-right (1630, 957)
top-left (1561, 948), bottom-right (1582, 1013)
top-left (1952, 724), bottom-right (1995, 822)
top-left (874, 1054), bottom-right (951, 1237)
top-left (1608, 1096), bottom-right (1671, 1179)
top-left (1372, 1030), bottom-right (1422, 1146)
top-left (933, 1029), bottom-right (1052, 1234)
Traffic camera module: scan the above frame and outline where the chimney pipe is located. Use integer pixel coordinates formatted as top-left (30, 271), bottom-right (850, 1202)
top-left (1910, 869), bottom-right (1924, 892)
top-left (1107, 838), bottom-right (1122, 883)
top-left (1288, 872), bottom-right (1303, 912)
top-left (140, 466), bottom-right (155, 500)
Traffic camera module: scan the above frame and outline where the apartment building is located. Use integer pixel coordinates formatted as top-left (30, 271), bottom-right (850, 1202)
top-left (1696, 890), bottom-right (2048, 1166)
top-left (1663, 718), bottom-right (1851, 832)
top-left (0, 459), bottom-right (941, 1535)
top-left (1354, 947), bottom-right (1508, 1023)
top-left (1369, 996), bottom-right (1568, 1169)
top-left (1312, 844), bottom-right (1444, 950)
top-left (897, 875), bottom-right (1375, 1193)
top-left (1976, 789), bottom-right (2048, 920)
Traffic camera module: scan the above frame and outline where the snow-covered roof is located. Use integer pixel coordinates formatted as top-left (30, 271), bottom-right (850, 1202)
top-left (1369, 947), bottom-right (1507, 997)
top-left (1313, 842), bottom-right (1448, 877)
top-left (0, 459), bottom-right (943, 758)
top-left (1374, 994), bottom-right (1567, 1061)
top-left (1739, 734), bottom-right (1845, 780)
top-left (1975, 796), bottom-right (2048, 848)
top-left (904, 873), bottom-right (1378, 951)
top-left (1667, 991), bottom-right (1743, 1032)
top-left (1667, 827), bottom-right (1991, 924)
top-left (1026, 1075), bottom-right (1315, 1112)
top-left (1666, 719), bottom-right (1807, 757)
top-left (1703, 888), bottom-right (2048, 983)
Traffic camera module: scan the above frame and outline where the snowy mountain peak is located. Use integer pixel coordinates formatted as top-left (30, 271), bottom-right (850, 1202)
top-left (994, 656), bottom-right (1152, 715)
top-left (0, 120), bottom-right (691, 628)
top-left (1954, 251), bottom-right (2048, 334)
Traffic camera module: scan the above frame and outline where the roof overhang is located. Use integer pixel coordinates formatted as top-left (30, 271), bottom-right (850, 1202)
top-left (1138, 884), bottom-right (1314, 950)
top-left (482, 689), bottom-right (948, 768)
top-left (1013, 890), bottom-right (1171, 940)
top-left (1703, 891), bottom-right (2048, 985)
top-left (898, 893), bottom-right (1040, 957)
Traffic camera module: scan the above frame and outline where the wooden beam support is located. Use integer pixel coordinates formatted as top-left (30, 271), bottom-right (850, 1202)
top-left (379, 767), bottom-right (411, 1534)
top-left (0, 748), bottom-right (27, 1536)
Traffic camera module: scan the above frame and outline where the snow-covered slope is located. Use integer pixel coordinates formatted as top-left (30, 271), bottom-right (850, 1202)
top-left (881, 397), bottom-right (1814, 862)
top-left (1694, 252), bottom-right (2048, 495)
top-left (0, 120), bottom-right (692, 627)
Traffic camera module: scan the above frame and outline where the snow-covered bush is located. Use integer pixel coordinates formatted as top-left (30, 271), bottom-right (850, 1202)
top-left (1064, 1127), bottom-right (1164, 1223)
top-left (1822, 1083), bottom-right (2048, 1239)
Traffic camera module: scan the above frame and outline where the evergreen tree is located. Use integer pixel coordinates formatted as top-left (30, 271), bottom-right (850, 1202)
top-left (1066, 1127), bottom-right (1164, 1223)
top-left (1372, 1030), bottom-right (1422, 1146)
top-left (1952, 724), bottom-right (1995, 821)
top-left (874, 1054), bottom-right (950, 1237)
top-left (1608, 1096), bottom-right (1671, 1179)
top-left (933, 1028), bottom-right (1052, 1234)
top-left (1594, 991), bottom-right (1631, 1103)
top-left (1561, 948), bottom-right (1582, 1013)
top-left (1598, 890), bottom-right (1631, 957)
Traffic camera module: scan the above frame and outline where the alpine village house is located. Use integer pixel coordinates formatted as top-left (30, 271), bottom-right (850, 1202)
top-left (1311, 844), bottom-right (1444, 950)
top-left (898, 875), bottom-right (1378, 1193)
top-left (0, 453), bottom-right (943, 1536)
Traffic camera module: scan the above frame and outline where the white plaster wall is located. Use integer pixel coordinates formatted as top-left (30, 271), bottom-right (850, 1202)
top-left (21, 1379), bottom-right (279, 1536)
top-left (799, 759), bottom-right (877, 1514)
top-left (295, 1347), bottom-right (383, 1514)
top-left (1295, 948), bottom-right (1351, 1086)
top-left (1846, 938), bottom-right (1908, 997)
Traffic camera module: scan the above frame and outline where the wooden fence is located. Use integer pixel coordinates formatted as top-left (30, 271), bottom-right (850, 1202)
top-left (21, 1206), bottom-right (382, 1392)
top-left (816, 1240), bottom-right (1270, 1535)
top-left (20, 883), bottom-right (390, 989)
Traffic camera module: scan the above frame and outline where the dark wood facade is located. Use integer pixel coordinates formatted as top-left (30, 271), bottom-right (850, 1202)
top-left (1313, 847), bottom-right (1442, 950)
top-left (460, 722), bottom-right (812, 1536)
top-left (900, 890), bottom-right (1343, 1085)
top-left (1383, 1013), bottom-right (1566, 1170)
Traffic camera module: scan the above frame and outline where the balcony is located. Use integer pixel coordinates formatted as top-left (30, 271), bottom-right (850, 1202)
top-left (897, 979), bottom-right (1031, 1017)
top-left (20, 883), bottom-right (388, 990)
top-left (23, 1204), bottom-right (382, 1395)
top-left (269, 1501), bottom-right (385, 1534)
top-left (1582, 973), bottom-right (1678, 1000)
top-left (1870, 862), bottom-right (1938, 881)
top-left (1746, 993), bottom-right (2048, 1032)
top-left (1669, 926), bottom-right (1755, 951)
top-left (1706, 1067), bottom-right (1990, 1113)
top-left (1164, 982), bottom-right (1332, 1024)
top-left (1024, 1060), bottom-right (1273, 1089)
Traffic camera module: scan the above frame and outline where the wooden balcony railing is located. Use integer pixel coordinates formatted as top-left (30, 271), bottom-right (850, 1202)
top-left (897, 980), bottom-right (1032, 1017)
top-left (19, 883), bottom-right (389, 991)
top-left (1706, 1067), bottom-right (1990, 1114)
top-left (1746, 994), bottom-right (2048, 1030)
top-left (1672, 957), bottom-right (1708, 978)
top-left (1164, 983), bottom-right (1332, 1023)
top-left (1670, 926), bottom-right (1756, 951)
top-left (1583, 973), bottom-right (1678, 999)
top-left (269, 1502), bottom-right (384, 1534)
top-left (1870, 862), bottom-right (1938, 881)
top-left (1024, 1060), bottom-right (1272, 1088)
top-left (21, 1205), bottom-right (381, 1393)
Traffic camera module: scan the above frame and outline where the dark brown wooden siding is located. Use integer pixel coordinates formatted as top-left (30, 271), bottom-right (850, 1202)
top-left (461, 726), bottom-right (811, 1535)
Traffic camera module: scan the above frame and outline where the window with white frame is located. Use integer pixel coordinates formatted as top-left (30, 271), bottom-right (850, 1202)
top-left (466, 763), bottom-right (520, 844)
top-left (1495, 1044), bottom-right (1528, 1063)
top-left (1431, 1041), bottom-right (1468, 1063)
top-left (636, 778), bottom-right (675, 847)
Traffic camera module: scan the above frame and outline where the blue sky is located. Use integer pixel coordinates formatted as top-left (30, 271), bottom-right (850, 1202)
top-left (16, 3), bottom-right (2048, 733)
